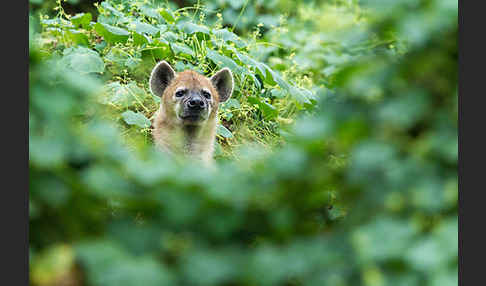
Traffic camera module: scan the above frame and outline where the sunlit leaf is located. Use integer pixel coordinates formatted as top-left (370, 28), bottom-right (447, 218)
top-left (121, 110), bottom-right (151, 128)
top-left (213, 28), bottom-right (246, 47)
top-left (94, 22), bottom-right (129, 44)
top-left (217, 124), bottom-right (233, 138)
top-left (177, 22), bottom-right (210, 35)
top-left (206, 49), bottom-right (245, 74)
top-left (71, 12), bottom-right (92, 28)
top-left (159, 8), bottom-right (176, 24)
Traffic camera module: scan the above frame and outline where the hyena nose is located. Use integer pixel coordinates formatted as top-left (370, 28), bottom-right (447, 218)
top-left (188, 98), bottom-right (205, 109)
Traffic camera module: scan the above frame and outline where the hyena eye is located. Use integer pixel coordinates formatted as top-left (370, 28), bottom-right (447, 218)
top-left (175, 89), bottom-right (186, 97)
top-left (201, 90), bottom-right (211, 99)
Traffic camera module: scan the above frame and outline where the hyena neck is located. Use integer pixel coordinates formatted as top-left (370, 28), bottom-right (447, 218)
top-left (181, 124), bottom-right (215, 157)
top-left (153, 112), bottom-right (216, 162)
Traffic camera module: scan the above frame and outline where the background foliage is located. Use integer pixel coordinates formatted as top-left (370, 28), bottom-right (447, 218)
top-left (29, 0), bottom-right (457, 285)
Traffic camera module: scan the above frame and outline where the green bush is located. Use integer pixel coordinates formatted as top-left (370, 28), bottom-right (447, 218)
top-left (29, 0), bottom-right (457, 285)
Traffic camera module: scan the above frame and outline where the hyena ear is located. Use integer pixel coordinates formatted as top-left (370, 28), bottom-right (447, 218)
top-left (210, 68), bottom-right (234, 102)
top-left (149, 61), bottom-right (176, 97)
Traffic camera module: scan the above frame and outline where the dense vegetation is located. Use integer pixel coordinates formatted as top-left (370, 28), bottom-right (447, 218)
top-left (29, 0), bottom-right (457, 285)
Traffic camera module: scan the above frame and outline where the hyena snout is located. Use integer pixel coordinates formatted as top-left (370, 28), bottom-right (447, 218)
top-left (186, 95), bottom-right (206, 110)
top-left (180, 93), bottom-right (210, 123)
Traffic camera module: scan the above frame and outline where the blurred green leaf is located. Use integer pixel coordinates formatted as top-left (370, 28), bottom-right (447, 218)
top-left (60, 47), bottom-right (105, 74)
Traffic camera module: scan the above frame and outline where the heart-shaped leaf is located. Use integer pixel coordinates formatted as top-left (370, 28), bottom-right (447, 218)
top-left (60, 47), bottom-right (104, 74)
top-left (121, 110), bottom-right (151, 128)
top-left (94, 23), bottom-right (129, 44)
top-left (133, 21), bottom-right (159, 35)
top-left (217, 124), bottom-right (233, 138)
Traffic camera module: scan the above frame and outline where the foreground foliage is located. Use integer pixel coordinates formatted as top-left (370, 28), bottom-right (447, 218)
top-left (30, 0), bottom-right (457, 285)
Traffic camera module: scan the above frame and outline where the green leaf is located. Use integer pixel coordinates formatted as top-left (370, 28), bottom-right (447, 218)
top-left (133, 21), bottom-right (159, 35)
top-left (65, 30), bottom-right (89, 46)
top-left (352, 217), bottom-right (417, 262)
top-left (61, 47), bottom-right (104, 74)
top-left (270, 89), bottom-right (286, 99)
top-left (290, 86), bottom-right (313, 105)
top-left (41, 18), bottom-right (64, 27)
top-left (213, 29), bottom-right (246, 47)
top-left (94, 41), bottom-right (106, 52)
top-left (132, 32), bottom-right (149, 46)
top-left (247, 96), bottom-right (279, 120)
top-left (94, 23), bottom-right (129, 44)
top-left (177, 22), bottom-right (210, 35)
top-left (159, 8), bottom-right (176, 24)
top-left (102, 82), bottom-right (148, 108)
top-left (71, 13), bottom-right (92, 29)
top-left (139, 6), bottom-right (162, 21)
top-left (29, 136), bottom-right (67, 168)
top-left (235, 51), bottom-right (266, 77)
top-left (100, 1), bottom-right (124, 17)
top-left (221, 98), bottom-right (240, 110)
top-left (217, 124), bottom-right (233, 138)
top-left (125, 57), bottom-right (141, 70)
top-left (102, 82), bottom-right (130, 107)
top-left (76, 241), bottom-right (175, 286)
top-left (260, 101), bottom-right (279, 120)
top-left (70, 52), bottom-right (104, 74)
top-left (104, 47), bottom-right (130, 66)
top-left (206, 50), bottom-right (244, 74)
top-left (161, 31), bottom-right (179, 42)
top-left (261, 63), bottom-right (311, 104)
top-left (141, 46), bottom-right (171, 63)
top-left (121, 111), bottom-right (151, 128)
top-left (171, 43), bottom-right (195, 58)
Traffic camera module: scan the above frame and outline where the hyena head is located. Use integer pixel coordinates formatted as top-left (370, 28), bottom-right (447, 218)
top-left (149, 61), bottom-right (233, 126)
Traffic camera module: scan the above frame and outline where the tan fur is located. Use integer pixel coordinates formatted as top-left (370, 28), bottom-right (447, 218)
top-left (152, 70), bottom-right (223, 165)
